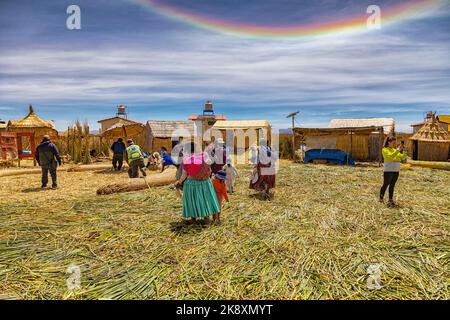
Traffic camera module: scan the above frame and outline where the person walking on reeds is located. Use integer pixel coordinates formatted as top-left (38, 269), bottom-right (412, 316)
top-left (174, 142), bottom-right (219, 224)
top-left (35, 135), bottom-right (62, 189)
top-left (223, 158), bottom-right (238, 194)
top-left (212, 170), bottom-right (229, 224)
top-left (207, 138), bottom-right (227, 176)
top-left (125, 139), bottom-right (147, 178)
top-left (380, 136), bottom-right (408, 208)
top-left (249, 139), bottom-right (276, 199)
top-left (172, 139), bottom-right (185, 195)
top-left (111, 138), bottom-right (126, 171)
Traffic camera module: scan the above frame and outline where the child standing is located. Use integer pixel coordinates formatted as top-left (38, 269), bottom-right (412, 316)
top-left (212, 170), bottom-right (229, 224)
top-left (223, 158), bottom-right (239, 194)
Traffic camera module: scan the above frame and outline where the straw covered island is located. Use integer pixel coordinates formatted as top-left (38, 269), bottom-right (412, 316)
top-left (0, 161), bottom-right (449, 300)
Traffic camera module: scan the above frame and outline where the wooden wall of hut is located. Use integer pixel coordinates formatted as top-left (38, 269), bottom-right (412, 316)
top-left (218, 129), bottom-right (270, 150)
top-left (336, 134), bottom-right (370, 161)
top-left (7, 127), bottom-right (58, 149)
top-left (416, 142), bottom-right (450, 161)
top-left (151, 137), bottom-right (173, 153)
top-left (396, 133), bottom-right (414, 158)
top-left (276, 133), bottom-right (300, 159)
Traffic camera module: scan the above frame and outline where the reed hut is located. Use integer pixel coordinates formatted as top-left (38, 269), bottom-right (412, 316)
top-left (0, 120), bottom-right (7, 134)
top-left (211, 120), bottom-right (271, 147)
top-left (328, 118), bottom-right (395, 134)
top-left (144, 120), bottom-right (195, 153)
top-left (412, 115), bottom-right (450, 133)
top-left (7, 105), bottom-right (58, 139)
top-left (293, 126), bottom-right (385, 162)
top-left (6, 105), bottom-right (58, 165)
top-left (328, 118), bottom-right (394, 161)
top-left (410, 113), bottom-right (450, 162)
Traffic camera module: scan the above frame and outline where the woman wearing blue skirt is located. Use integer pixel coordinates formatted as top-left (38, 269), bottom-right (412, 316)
top-left (174, 143), bottom-right (219, 221)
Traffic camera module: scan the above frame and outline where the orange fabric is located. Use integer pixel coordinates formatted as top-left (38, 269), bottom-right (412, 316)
top-left (212, 179), bottom-right (229, 202)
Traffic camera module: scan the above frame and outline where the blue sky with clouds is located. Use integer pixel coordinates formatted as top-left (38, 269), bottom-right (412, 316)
top-left (0, 0), bottom-right (449, 132)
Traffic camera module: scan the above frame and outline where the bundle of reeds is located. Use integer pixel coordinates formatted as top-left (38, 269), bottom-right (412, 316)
top-left (96, 168), bottom-right (176, 195)
top-left (83, 122), bottom-right (92, 165)
top-left (73, 121), bottom-right (83, 164)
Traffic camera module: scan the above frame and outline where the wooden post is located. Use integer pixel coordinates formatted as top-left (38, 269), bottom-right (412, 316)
top-left (287, 111), bottom-right (299, 160)
top-left (67, 126), bottom-right (70, 156)
top-left (350, 130), bottom-right (353, 158)
top-left (347, 130), bottom-right (351, 165)
top-left (378, 127), bottom-right (384, 166)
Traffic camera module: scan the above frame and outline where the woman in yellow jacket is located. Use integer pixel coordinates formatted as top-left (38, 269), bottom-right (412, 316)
top-left (380, 136), bottom-right (408, 207)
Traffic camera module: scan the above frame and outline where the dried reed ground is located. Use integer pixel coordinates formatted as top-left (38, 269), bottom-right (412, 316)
top-left (0, 161), bottom-right (448, 300)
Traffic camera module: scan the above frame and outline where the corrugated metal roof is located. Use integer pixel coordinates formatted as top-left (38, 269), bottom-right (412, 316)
top-left (146, 120), bottom-right (195, 138)
top-left (328, 118), bottom-right (395, 133)
top-left (212, 120), bottom-right (270, 129)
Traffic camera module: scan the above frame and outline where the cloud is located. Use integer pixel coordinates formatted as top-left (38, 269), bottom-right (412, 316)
top-left (0, 0), bottom-right (449, 132)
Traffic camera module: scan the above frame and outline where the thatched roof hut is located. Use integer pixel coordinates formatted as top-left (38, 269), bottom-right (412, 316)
top-left (410, 113), bottom-right (450, 161)
top-left (0, 120), bottom-right (7, 133)
top-left (293, 126), bottom-right (385, 162)
top-left (144, 120), bottom-right (195, 152)
top-left (328, 118), bottom-right (395, 135)
top-left (7, 105), bottom-right (58, 138)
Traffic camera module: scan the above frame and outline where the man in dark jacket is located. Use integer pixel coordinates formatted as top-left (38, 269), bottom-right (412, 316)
top-left (111, 138), bottom-right (126, 171)
top-left (35, 135), bottom-right (62, 189)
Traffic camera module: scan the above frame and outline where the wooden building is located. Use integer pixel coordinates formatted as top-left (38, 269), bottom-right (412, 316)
top-left (7, 105), bottom-right (58, 165)
top-left (293, 126), bottom-right (385, 162)
top-left (412, 115), bottom-right (450, 133)
top-left (97, 116), bottom-right (141, 133)
top-left (327, 118), bottom-right (394, 160)
top-left (328, 118), bottom-right (395, 135)
top-left (437, 115), bottom-right (450, 132)
top-left (0, 119), bottom-right (7, 133)
top-left (410, 113), bottom-right (450, 162)
top-left (7, 105), bottom-right (58, 138)
top-left (144, 120), bottom-right (195, 153)
top-left (211, 120), bottom-right (271, 147)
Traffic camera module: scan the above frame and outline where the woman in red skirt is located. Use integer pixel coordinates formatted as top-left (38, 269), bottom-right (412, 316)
top-left (249, 140), bottom-right (276, 197)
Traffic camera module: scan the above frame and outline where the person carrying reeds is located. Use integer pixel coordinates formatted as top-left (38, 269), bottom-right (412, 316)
top-left (174, 142), bottom-right (219, 223)
top-left (380, 136), bottom-right (408, 208)
top-left (35, 135), bottom-right (62, 189)
top-left (111, 138), bottom-right (126, 171)
top-left (125, 139), bottom-right (147, 178)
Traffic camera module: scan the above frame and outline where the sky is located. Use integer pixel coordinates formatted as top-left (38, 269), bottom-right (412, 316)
top-left (0, 0), bottom-right (449, 132)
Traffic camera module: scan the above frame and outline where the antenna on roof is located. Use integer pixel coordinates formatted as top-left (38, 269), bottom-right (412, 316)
top-left (287, 111), bottom-right (299, 119)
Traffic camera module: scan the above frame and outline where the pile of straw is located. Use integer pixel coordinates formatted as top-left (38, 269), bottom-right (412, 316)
top-left (0, 163), bottom-right (129, 177)
top-left (0, 162), bottom-right (448, 299)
